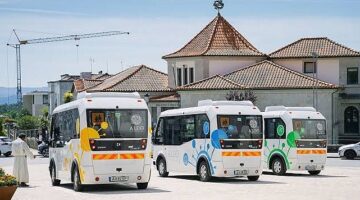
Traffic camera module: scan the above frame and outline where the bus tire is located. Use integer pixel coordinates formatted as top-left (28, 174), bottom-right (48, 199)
top-left (137, 182), bottom-right (148, 189)
top-left (198, 161), bottom-right (211, 182)
top-left (157, 158), bottom-right (169, 177)
top-left (73, 166), bottom-right (84, 192)
top-left (247, 176), bottom-right (260, 181)
top-left (344, 150), bottom-right (356, 160)
top-left (50, 164), bottom-right (61, 186)
top-left (271, 157), bottom-right (286, 175)
top-left (308, 170), bottom-right (321, 175)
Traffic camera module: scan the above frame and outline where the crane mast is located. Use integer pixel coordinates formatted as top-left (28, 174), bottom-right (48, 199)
top-left (7, 30), bottom-right (129, 103)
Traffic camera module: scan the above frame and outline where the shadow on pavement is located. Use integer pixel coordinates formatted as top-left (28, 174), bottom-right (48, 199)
top-left (58, 183), bottom-right (170, 194)
top-left (167, 175), bottom-right (285, 184)
top-left (262, 171), bottom-right (347, 178)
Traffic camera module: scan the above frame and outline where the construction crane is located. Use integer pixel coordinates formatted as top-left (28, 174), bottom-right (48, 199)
top-left (7, 29), bottom-right (130, 103)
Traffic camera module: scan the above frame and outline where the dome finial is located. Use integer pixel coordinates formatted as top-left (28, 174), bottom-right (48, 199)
top-left (213, 0), bottom-right (224, 14)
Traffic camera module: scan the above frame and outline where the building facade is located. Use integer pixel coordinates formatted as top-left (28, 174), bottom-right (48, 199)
top-left (22, 91), bottom-right (49, 116)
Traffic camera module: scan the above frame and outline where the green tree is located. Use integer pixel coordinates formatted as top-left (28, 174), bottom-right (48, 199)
top-left (0, 118), bottom-right (4, 136)
top-left (64, 91), bottom-right (73, 103)
top-left (17, 115), bottom-right (40, 130)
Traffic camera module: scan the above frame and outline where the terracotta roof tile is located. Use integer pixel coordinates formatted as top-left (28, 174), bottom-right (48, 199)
top-left (87, 65), bottom-right (171, 92)
top-left (150, 94), bottom-right (180, 102)
top-left (177, 75), bottom-right (246, 91)
top-left (224, 60), bottom-right (337, 89)
top-left (163, 14), bottom-right (264, 59)
top-left (269, 37), bottom-right (360, 58)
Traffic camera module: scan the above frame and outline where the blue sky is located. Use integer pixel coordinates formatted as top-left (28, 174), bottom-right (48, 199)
top-left (0, 0), bottom-right (359, 87)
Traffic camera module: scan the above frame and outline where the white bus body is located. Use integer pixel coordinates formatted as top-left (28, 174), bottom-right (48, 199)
top-left (262, 106), bottom-right (327, 175)
top-left (152, 100), bottom-right (264, 182)
top-left (49, 92), bottom-right (152, 191)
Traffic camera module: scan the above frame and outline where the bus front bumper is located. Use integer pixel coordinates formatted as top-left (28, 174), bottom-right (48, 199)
top-left (212, 164), bottom-right (262, 177)
top-left (81, 164), bottom-right (151, 185)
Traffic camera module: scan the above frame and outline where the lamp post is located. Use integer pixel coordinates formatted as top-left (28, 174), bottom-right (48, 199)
top-left (311, 52), bottom-right (319, 110)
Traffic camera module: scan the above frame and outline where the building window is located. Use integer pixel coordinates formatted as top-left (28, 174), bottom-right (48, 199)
top-left (43, 95), bottom-right (49, 105)
top-left (189, 68), bottom-right (194, 83)
top-left (303, 62), bottom-right (316, 73)
top-left (151, 107), bottom-right (158, 127)
top-left (183, 67), bottom-right (188, 85)
top-left (347, 68), bottom-right (358, 85)
top-left (177, 68), bottom-right (182, 86)
top-left (344, 106), bottom-right (359, 134)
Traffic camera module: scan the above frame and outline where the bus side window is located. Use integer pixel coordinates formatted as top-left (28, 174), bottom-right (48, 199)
top-left (265, 118), bottom-right (286, 139)
top-left (154, 118), bottom-right (164, 145)
top-left (163, 117), bottom-right (182, 145)
top-left (195, 114), bottom-right (210, 139)
top-left (180, 115), bottom-right (195, 143)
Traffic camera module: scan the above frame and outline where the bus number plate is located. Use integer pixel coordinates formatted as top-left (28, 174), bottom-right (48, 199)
top-left (234, 170), bottom-right (248, 176)
top-left (109, 176), bottom-right (129, 182)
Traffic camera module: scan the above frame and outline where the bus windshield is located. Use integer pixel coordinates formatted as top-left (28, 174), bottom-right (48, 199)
top-left (217, 115), bottom-right (263, 139)
top-left (292, 119), bottom-right (326, 139)
top-left (87, 109), bottom-right (148, 138)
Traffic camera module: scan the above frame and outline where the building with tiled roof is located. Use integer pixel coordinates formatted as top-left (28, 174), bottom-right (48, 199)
top-left (269, 37), bottom-right (360, 59)
top-left (163, 14), bottom-right (264, 59)
top-left (74, 65), bottom-right (171, 93)
top-left (163, 14), bottom-right (266, 89)
top-left (179, 60), bottom-right (336, 91)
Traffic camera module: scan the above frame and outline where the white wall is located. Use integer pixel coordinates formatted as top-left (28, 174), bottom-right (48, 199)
top-left (209, 59), bottom-right (257, 76)
top-left (272, 58), bottom-right (340, 84)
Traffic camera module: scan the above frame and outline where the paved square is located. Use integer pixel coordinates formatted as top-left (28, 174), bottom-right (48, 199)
top-left (1, 157), bottom-right (359, 200)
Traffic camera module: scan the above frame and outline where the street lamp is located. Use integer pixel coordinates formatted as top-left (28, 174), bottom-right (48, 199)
top-left (311, 52), bottom-right (319, 110)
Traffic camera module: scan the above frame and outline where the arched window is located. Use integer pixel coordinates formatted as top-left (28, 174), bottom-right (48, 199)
top-left (344, 106), bottom-right (359, 134)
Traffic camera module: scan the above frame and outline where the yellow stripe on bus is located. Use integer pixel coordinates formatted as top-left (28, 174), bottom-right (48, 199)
top-left (92, 154), bottom-right (118, 160)
top-left (119, 153), bottom-right (145, 159)
top-left (297, 149), bottom-right (326, 155)
top-left (221, 151), bottom-right (261, 157)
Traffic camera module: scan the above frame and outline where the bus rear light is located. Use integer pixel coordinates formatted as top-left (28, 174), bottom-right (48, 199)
top-left (141, 139), bottom-right (147, 144)
top-left (95, 177), bottom-right (99, 182)
top-left (220, 140), bottom-right (224, 144)
top-left (141, 145), bottom-right (146, 149)
top-left (90, 140), bottom-right (95, 144)
top-left (91, 145), bottom-right (96, 150)
top-left (137, 176), bottom-right (142, 180)
top-left (255, 170), bottom-right (259, 174)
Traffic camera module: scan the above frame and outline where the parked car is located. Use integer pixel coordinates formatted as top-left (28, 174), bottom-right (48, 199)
top-left (338, 142), bottom-right (360, 159)
top-left (0, 136), bottom-right (12, 157)
top-left (38, 141), bottom-right (49, 157)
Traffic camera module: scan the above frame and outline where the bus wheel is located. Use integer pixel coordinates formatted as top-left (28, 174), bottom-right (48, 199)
top-left (50, 164), bottom-right (61, 186)
top-left (157, 159), bottom-right (169, 177)
top-left (73, 166), bottom-right (84, 192)
top-left (247, 176), bottom-right (260, 181)
top-left (137, 182), bottom-right (148, 189)
top-left (344, 150), bottom-right (356, 160)
top-left (308, 170), bottom-right (321, 175)
top-left (198, 161), bottom-right (211, 182)
top-left (271, 157), bottom-right (286, 175)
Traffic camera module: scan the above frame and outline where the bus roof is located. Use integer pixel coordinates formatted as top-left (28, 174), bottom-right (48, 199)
top-left (265, 106), bottom-right (316, 112)
top-left (52, 92), bottom-right (146, 114)
top-left (160, 100), bottom-right (260, 117)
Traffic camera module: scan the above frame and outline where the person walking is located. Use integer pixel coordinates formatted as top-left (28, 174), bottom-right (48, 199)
top-left (11, 133), bottom-right (36, 187)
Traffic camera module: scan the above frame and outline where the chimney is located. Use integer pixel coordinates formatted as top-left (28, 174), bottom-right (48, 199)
top-left (80, 72), bottom-right (92, 79)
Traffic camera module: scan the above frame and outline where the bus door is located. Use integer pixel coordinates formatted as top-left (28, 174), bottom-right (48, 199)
top-left (162, 116), bottom-right (182, 172)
